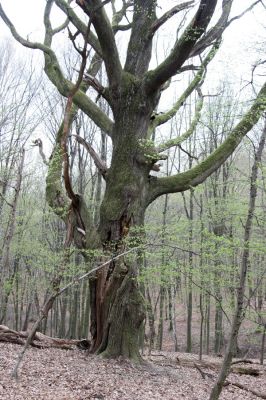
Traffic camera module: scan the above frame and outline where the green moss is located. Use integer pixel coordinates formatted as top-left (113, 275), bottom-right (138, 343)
top-left (46, 144), bottom-right (69, 219)
top-left (150, 82), bottom-right (266, 200)
top-left (122, 71), bottom-right (138, 87)
top-left (44, 56), bottom-right (113, 135)
top-left (147, 44), bottom-right (219, 133)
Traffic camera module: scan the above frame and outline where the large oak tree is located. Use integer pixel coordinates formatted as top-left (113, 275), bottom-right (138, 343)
top-left (1, 0), bottom-right (265, 361)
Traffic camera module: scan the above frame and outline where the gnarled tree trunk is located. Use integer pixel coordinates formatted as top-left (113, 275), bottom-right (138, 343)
top-left (90, 93), bottom-right (159, 358)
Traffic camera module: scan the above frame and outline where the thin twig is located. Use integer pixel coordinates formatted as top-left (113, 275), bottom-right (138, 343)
top-left (58, 245), bottom-right (145, 296)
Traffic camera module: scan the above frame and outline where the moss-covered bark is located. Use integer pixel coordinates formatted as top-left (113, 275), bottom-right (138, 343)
top-left (89, 83), bottom-right (157, 357)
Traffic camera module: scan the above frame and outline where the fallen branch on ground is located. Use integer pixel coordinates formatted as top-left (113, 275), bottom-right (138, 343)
top-left (0, 325), bottom-right (90, 350)
top-left (193, 361), bottom-right (266, 399)
top-left (148, 353), bottom-right (263, 376)
top-left (227, 381), bottom-right (266, 400)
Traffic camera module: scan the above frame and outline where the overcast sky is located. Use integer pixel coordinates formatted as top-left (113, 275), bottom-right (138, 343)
top-left (0, 1), bottom-right (265, 100)
top-left (0, 1), bottom-right (265, 165)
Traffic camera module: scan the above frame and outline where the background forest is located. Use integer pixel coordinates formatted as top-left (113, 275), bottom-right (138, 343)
top-left (0, 39), bottom-right (266, 355)
top-left (0, 31), bottom-right (265, 363)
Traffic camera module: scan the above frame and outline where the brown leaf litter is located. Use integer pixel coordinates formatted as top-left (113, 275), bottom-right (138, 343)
top-left (0, 344), bottom-right (265, 399)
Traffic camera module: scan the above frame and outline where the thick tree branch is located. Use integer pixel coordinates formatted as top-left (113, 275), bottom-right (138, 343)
top-left (190, 0), bottom-right (233, 57)
top-left (0, 3), bottom-right (57, 58)
top-left (46, 124), bottom-right (70, 220)
top-left (77, 0), bottom-right (122, 87)
top-left (52, 17), bottom-right (69, 35)
top-left (43, 58), bottom-right (113, 134)
top-left (148, 43), bottom-right (218, 134)
top-left (184, 0), bottom-right (260, 58)
top-left (55, 0), bottom-right (102, 55)
top-left (156, 91), bottom-right (203, 153)
top-left (61, 20), bottom-right (92, 207)
top-left (44, 0), bottom-right (54, 45)
top-left (0, 3), bottom-right (113, 135)
top-left (124, 0), bottom-right (157, 76)
top-left (145, 0), bottom-right (218, 93)
top-left (147, 82), bottom-right (266, 202)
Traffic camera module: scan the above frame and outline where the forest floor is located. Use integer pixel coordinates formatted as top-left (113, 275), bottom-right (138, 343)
top-left (0, 343), bottom-right (265, 400)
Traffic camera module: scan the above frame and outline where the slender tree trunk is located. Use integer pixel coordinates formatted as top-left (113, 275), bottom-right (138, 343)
top-left (146, 286), bottom-right (156, 354)
top-left (83, 281), bottom-right (90, 338)
top-left (156, 194), bottom-right (169, 350)
top-left (156, 285), bottom-right (165, 350)
top-left (0, 149), bottom-right (25, 324)
top-left (199, 194), bottom-right (204, 360)
top-left (205, 296), bottom-right (211, 354)
top-left (214, 267), bottom-right (223, 354)
top-left (209, 120), bottom-right (266, 400)
top-left (22, 302), bottom-right (32, 332)
top-left (260, 324), bottom-right (266, 365)
top-left (172, 286), bottom-right (178, 352)
top-left (168, 285), bottom-right (173, 331)
top-left (186, 188), bottom-right (194, 353)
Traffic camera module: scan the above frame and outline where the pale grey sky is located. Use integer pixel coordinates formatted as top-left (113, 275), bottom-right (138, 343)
top-left (0, 0), bottom-right (265, 112)
top-left (0, 1), bottom-right (265, 167)
top-left (0, 1), bottom-right (264, 85)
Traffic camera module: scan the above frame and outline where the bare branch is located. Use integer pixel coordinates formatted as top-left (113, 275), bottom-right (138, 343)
top-left (178, 64), bottom-right (201, 73)
top-left (190, 0), bottom-right (233, 57)
top-left (52, 17), bottom-right (69, 35)
top-left (61, 21), bottom-right (91, 205)
top-left (0, 193), bottom-right (13, 208)
top-left (148, 1), bottom-right (194, 38)
top-left (0, 3), bottom-right (57, 59)
top-left (32, 139), bottom-right (48, 165)
top-left (227, 0), bottom-right (262, 26)
top-left (114, 23), bottom-right (132, 31)
top-left (156, 92), bottom-right (203, 153)
top-left (112, 0), bottom-right (133, 31)
top-left (178, 144), bottom-right (199, 160)
top-left (72, 135), bottom-right (107, 176)
top-left (55, 0), bottom-right (102, 55)
top-left (145, 0), bottom-right (218, 92)
top-left (58, 245), bottom-right (144, 296)
top-left (77, 0), bottom-right (122, 87)
top-left (83, 72), bottom-right (105, 95)
top-left (149, 43), bottom-right (219, 134)
top-left (0, 3), bottom-right (113, 134)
